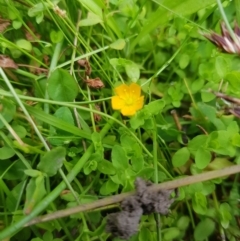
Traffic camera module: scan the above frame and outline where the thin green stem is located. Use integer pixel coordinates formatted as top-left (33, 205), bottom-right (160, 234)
top-left (216, 0), bottom-right (238, 44)
top-left (0, 68), bottom-right (50, 151)
top-left (186, 200), bottom-right (195, 229)
top-left (212, 192), bottom-right (226, 241)
top-left (234, 0), bottom-right (240, 25)
top-left (44, 41), bottom-right (63, 115)
top-left (152, 118), bottom-right (161, 241)
top-left (87, 86), bottom-right (97, 132)
top-left (0, 132), bottom-right (32, 169)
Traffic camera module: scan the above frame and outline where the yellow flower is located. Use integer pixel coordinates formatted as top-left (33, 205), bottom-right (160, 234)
top-left (111, 83), bottom-right (144, 116)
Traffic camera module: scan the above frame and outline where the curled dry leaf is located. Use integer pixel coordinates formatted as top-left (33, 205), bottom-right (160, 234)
top-left (77, 59), bottom-right (92, 76)
top-left (53, 5), bottom-right (67, 18)
top-left (0, 55), bottom-right (18, 69)
top-left (0, 17), bottom-right (10, 33)
top-left (25, 22), bottom-right (41, 42)
top-left (93, 105), bottom-right (101, 122)
top-left (85, 77), bottom-right (104, 89)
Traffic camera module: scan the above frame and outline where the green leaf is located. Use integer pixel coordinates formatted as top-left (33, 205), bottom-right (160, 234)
top-left (24, 175), bottom-right (46, 214)
top-left (144, 100), bottom-right (165, 116)
top-left (195, 148), bottom-right (211, 169)
top-left (91, 132), bottom-right (103, 154)
top-left (163, 227), bottom-right (181, 240)
top-left (179, 54), bottom-right (190, 69)
top-left (201, 181), bottom-right (215, 195)
top-left (28, 3), bottom-right (46, 17)
top-left (172, 147), bottom-right (190, 167)
top-left (83, 160), bottom-right (97, 175)
top-left (36, 12), bottom-right (44, 24)
top-left (54, 107), bottom-right (74, 125)
top-left (109, 39), bottom-right (126, 50)
top-left (100, 179), bottom-right (119, 195)
top-left (139, 227), bottom-right (153, 241)
top-left (201, 91), bottom-right (216, 102)
top-left (226, 71), bottom-right (240, 89)
top-left (37, 147), bottom-right (66, 177)
top-left (48, 69), bottom-right (78, 101)
top-left (24, 169), bottom-right (42, 177)
top-left (215, 56), bottom-right (229, 78)
top-left (0, 98), bottom-right (16, 129)
top-left (137, 167), bottom-right (154, 179)
top-left (0, 159), bottom-right (25, 180)
top-left (111, 145), bottom-right (129, 170)
top-left (129, 111), bottom-right (145, 129)
top-left (192, 192), bottom-right (207, 215)
top-left (177, 216), bottom-right (190, 230)
top-left (194, 218), bottom-right (215, 240)
top-left (79, 12), bottom-right (102, 26)
top-left (0, 146), bottom-right (15, 160)
top-left (50, 30), bottom-right (64, 43)
top-left (227, 121), bottom-right (239, 135)
top-left (125, 62), bottom-right (140, 82)
top-left (12, 20), bottom-right (22, 29)
top-left (131, 155), bottom-right (144, 172)
top-left (26, 105), bottom-right (91, 140)
top-left (219, 203), bottom-right (232, 229)
top-left (11, 125), bottom-right (27, 138)
top-left (97, 159), bottom-right (116, 175)
top-left (188, 135), bottom-right (208, 155)
top-left (207, 157), bottom-right (234, 170)
top-left (15, 39), bottom-right (32, 51)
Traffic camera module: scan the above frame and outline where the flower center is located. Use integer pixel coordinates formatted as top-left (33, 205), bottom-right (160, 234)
top-left (124, 97), bottom-right (134, 106)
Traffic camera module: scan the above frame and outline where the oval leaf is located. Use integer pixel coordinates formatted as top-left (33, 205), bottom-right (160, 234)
top-left (0, 146), bottom-right (15, 160)
top-left (98, 160), bottom-right (116, 175)
top-left (111, 145), bottom-right (128, 170)
top-left (37, 147), bottom-right (66, 176)
top-left (194, 218), bottom-right (215, 240)
top-left (48, 69), bottom-right (78, 101)
top-left (172, 147), bottom-right (190, 167)
top-left (109, 39), bottom-right (126, 50)
top-left (195, 148), bottom-right (211, 169)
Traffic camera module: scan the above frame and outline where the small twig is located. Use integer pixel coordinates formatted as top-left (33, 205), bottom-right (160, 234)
top-left (196, 124), bottom-right (208, 135)
top-left (171, 110), bottom-right (182, 131)
top-left (213, 91), bottom-right (240, 105)
top-left (25, 164), bottom-right (240, 226)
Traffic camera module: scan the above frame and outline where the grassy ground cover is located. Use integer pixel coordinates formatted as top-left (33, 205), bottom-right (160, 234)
top-left (0, 0), bottom-right (240, 240)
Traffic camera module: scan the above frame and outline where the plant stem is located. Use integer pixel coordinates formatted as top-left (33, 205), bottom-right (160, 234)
top-left (152, 118), bottom-right (162, 241)
top-left (234, 0), bottom-right (240, 25)
top-left (216, 0), bottom-right (238, 44)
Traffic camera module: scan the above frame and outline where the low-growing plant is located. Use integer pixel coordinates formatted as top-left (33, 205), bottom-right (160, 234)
top-left (0, 0), bottom-right (240, 241)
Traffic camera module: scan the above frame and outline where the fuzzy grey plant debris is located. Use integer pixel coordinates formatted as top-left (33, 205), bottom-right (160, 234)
top-left (105, 209), bottom-right (143, 240)
top-left (135, 177), bottom-right (175, 215)
top-left (106, 178), bottom-right (177, 240)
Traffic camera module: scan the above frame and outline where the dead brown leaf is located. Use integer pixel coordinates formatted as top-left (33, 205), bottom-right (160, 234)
top-left (0, 55), bottom-right (18, 69)
top-left (85, 77), bottom-right (104, 89)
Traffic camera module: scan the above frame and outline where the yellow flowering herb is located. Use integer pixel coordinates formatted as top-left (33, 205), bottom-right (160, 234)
top-left (111, 83), bottom-right (144, 116)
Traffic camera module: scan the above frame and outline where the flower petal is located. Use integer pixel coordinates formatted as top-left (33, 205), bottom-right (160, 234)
top-left (121, 106), bottom-right (137, 116)
top-left (114, 84), bottom-right (129, 98)
top-left (111, 96), bottom-right (125, 110)
top-left (132, 96), bottom-right (144, 111)
top-left (129, 83), bottom-right (141, 99)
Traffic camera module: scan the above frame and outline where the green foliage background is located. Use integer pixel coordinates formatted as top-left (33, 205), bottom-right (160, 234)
top-left (0, 0), bottom-right (240, 240)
